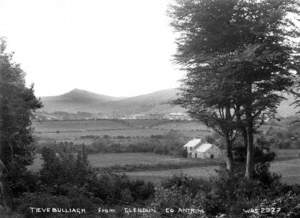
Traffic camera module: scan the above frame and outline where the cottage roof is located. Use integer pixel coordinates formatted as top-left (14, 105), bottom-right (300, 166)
top-left (194, 143), bottom-right (213, 152)
top-left (183, 138), bottom-right (202, 148)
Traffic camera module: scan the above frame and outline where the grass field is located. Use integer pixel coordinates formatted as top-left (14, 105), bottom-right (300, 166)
top-left (123, 158), bottom-right (300, 184)
top-left (274, 149), bottom-right (300, 160)
top-left (29, 152), bottom-right (221, 172)
top-left (32, 119), bottom-right (211, 144)
top-left (88, 152), bottom-right (193, 167)
top-left (31, 119), bottom-right (300, 185)
top-left (124, 166), bottom-right (219, 184)
top-left (271, 158), bottom-right (300, 184)
top-left (29, 150), bottom-right (300, 185)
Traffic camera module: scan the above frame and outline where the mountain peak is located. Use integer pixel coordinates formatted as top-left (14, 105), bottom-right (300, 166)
top-left (67, 88), bottom-right (95, 95)
top-left (70, 88), bottom-right (83, 92)
top-left (61, 89), bottom-right (122, 102)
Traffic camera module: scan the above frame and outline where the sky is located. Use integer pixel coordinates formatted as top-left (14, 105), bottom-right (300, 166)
top-left (0, 0), bottom-right (183, 97)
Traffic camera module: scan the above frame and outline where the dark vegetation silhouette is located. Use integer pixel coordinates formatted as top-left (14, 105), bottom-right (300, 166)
top-left (0, 38), bottom-right (42, 211)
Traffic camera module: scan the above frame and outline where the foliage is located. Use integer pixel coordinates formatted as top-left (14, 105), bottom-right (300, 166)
top-left (264, 118), bottom-right (300, 149)
top-left (0, 39), bottom-right (42, 165)
top-left (150, 172), bottom-right (300, 218)
top-left (0, 39), bottom-right (42, 202)
top-left (250, 191), bottom-right (300, 218)
top-left (39, 146), bottom-right (91, 186)
top-left (161, 175), bottom-right (211, 198)
top-left (12, 146), bottom-right (155, 217)
top-left (231, 137), bottom-right (282, 187)
top-left (8, 137), bottom-right (300, 217)
top-left (150, 136), bottom-right (290, 217)
top-left (169, 0), bottom-right (300, 178)
top-left (151, 176), bottom-right (210, 218)
top-left (86, 173), bottom-right (154, 205)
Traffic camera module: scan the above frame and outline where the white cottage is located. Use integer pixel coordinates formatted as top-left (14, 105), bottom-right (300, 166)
top-left (183, 138), bottom-right (222, 159)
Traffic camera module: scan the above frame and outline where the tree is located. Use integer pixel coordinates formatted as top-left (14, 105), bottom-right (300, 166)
top-left (176, 54), bottom-right (237, 171)
top-left (0, 39), bottom-right (42, 196)
top-left (169, 0), bottom-right (300, 178)
top-left (170, 0), bottom-right (246, 172)
top-left (227, 42), bottom-right (299, 178)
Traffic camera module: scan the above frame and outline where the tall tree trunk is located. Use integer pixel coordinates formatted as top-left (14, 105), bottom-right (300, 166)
top-left (241, 128), bottom-right (248, 159)
top-left (224, 106), bottom-right (233, 171)
top-left (245, 120), bottom-right (254, 179)
top-left (225, 135), bottom-right (233, 171)
top-left (244, 81), bottom-right (254, 179)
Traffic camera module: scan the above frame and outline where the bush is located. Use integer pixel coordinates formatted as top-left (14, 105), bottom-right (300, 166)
top-left (150, 170), bottom-right (298, 217)
top-left (232, 144), bottom-right (280, 187)
top-left (4, 162), bottom-right (40, 198)
top-left (248, 191), bottom-right (300, 218)
top-left (86, 173), bottom-right (155, 205)
top-left (161, 175), bottom-right (210, 197)
top-left (39, 147), bottom-right (92, 186)
top-left (150, 176), bottom-right (211, 217)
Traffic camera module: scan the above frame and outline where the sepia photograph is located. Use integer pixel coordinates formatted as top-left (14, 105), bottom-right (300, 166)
top-left (0, 0), bottom-right (300, 217)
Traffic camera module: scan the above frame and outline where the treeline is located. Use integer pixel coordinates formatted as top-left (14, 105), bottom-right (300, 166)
top-left (89, 131), bottom-right (188, 156)
top-left (38, 130), bottom-right (189, 157)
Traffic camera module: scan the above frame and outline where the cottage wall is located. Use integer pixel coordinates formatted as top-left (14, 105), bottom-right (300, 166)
top-left (188, 145), bottom-right (222, 159)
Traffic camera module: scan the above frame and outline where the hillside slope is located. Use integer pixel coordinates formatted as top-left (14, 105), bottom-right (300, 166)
top-left (41, 89), bottom-right (124, 113)
top-left (38, 88), bottom-right (297, 119)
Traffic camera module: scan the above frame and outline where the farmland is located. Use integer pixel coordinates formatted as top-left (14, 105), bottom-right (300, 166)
top-left (122, 158), bottom-right (300, 184)
top-left (32, 119), bottom-right (211, 144)
top-left (271, 158), bottom-right (300, 184)
top-left (29, 149), bottom-right (300, 185)
top-left (31, 119), bottom-right (300, 185)
top-left (29, 152), bottom-right (222, 173)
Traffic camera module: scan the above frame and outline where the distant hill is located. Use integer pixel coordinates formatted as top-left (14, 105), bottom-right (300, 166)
top-left (41, 89), bottom-right (124, 113)
top-left (37, 88), bottom-right (186, 120)
top-left (44, 88), bottom-right (123, 102)
top-left (36, 88), bottom-right (298, 120)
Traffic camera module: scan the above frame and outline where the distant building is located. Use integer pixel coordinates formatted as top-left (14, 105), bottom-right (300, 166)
top-left (165, 112), bottom-right (191, 120)
top-left (183, 138), bottom-right (222, 159)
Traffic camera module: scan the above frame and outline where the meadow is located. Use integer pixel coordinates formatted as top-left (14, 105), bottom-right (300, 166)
top-left (32, 119), bottom-right (211, 144)
top-left (29, 149), bottom-right (300, 185)
top-left (271, 158), bottom-right (300, 184)
top-left (31, 119), bottom-right (300, 185)
top-left (29, 152), bottom-right (222, 172)
top-left (123, 157), bottom-right (300, 185)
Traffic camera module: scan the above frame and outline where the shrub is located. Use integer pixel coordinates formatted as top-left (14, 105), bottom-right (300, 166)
top-left (150, 176), bottom-right (211, 217)
top-left (4, 162), bottom-right (40, 198)
top-left (232, 144), bottom-right (280, 187)
top-left (39, 147), bottom-right (92, 186)
top-left (85, 173), bottom-right (155, 205)
top-left (35, 147), bottom-right (155, 208)
top-left (161, 175), bottom-right (210, 197)
top-left (151, 170), bottom-right (298, 217)
top-left (248, 191), bottom-right (300, 218)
